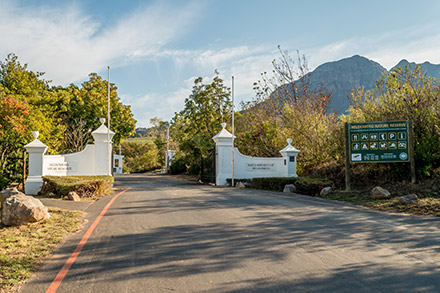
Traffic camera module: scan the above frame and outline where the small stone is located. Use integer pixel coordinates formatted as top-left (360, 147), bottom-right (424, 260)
top-left (371, 186), bottom-right (391, 200)
top-left (66, 191), bottom-right (80, 201)
top-left (235, 182), bottom-right (246, 189)
top-left (399, 193), bottom-right (419, 204)
top-left (283, 184), bottom-right (296, 193)
top-left (320, 187), bottom-right (332, 196)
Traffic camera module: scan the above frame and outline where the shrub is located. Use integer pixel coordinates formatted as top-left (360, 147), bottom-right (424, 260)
top-left (39, 176), bottom-right (114, 198)
top-left (227, 176), bottom-right (333, 196)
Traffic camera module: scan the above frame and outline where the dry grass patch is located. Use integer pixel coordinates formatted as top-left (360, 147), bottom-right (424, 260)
top-left (0, 208), bottom-right (83, 292)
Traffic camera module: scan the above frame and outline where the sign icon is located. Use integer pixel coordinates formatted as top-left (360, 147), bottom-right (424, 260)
top-left (379, 133), bottom-right (387, 140)
top-left (370, 133), bottom-right (378, 140)
top-left (361, 134), bottom-right (369, 141)
top-left (379, 142), bottom-right (387, 150)
top-left (388, 133), bottom-right (396, 140)
top-left (399, 152), bottom-right (408, 160)
top-left (370, 142), bottom-right (378, 150)
top-left (398, 142), bottom-right (407, 149)
top-left (352, 134), bottom-right (359, 141)
top-left (352, 143), bottom-right (360, 150)
top-left (389, 142), bottom-right (397, 149)
top-left (361, 143), bottom-right (369, 150)
top-left (352, 154), bottom-right (362, 161)
top-left (398, 132), bottom-right (406, 140)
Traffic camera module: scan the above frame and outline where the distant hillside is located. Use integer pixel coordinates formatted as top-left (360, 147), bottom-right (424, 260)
top-left (391, 59), bottom-right (440, 78)
top-left (273, 55), bottom-right (440, 115)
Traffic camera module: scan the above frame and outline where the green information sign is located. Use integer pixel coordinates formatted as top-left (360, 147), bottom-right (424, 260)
top-left (348, 121), bottom-right (409, 163)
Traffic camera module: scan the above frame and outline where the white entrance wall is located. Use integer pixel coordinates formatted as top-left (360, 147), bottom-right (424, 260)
top-left (213, 123), bottom-right (299, 186)
top-left (24, 119), bottom-right (115, 195)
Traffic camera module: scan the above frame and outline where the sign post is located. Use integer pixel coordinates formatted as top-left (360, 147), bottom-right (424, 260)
top-left (345, 120), bottom-right (415, 190)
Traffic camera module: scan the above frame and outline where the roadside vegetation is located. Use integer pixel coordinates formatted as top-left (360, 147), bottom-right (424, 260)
top-left (0, 208), bottom-right (83, 292)
top-left (0, 53), bottom-right (136, 190)
top-left (38, 176), bottom-right (114, 199)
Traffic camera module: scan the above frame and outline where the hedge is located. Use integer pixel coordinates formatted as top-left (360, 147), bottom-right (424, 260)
top-left (39, 176), bottom-right (114, 198)
top-left (227, 177), bottom-right (332, 196)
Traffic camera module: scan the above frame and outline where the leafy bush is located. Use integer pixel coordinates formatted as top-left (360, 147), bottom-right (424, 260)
top-left (120, 141), bottom-right (160, 173)
top-left (228, 176), bottom-right (333, 196)
top-left (169, 157), bottom-right (188, 174)
top-left (39, 176), bottom-right (114, 198)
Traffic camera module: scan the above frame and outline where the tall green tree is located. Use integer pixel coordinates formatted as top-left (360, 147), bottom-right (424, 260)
top-left (172, 71), bottom-right (232, 173)
top-left (0, 53), bottom-right (67, 153)
top-left (64, 73), bottom-right (136, 151)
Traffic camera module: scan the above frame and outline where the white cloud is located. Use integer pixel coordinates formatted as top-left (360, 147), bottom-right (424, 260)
top-left (0, 1), bottom-right (201, 85)
top-left (306, 25), bottom-right (440, 71)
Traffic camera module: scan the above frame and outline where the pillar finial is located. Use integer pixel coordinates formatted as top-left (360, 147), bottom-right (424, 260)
top-left (32, 131), bottom-right (39, 139)
top-left (221, 122), bottom-right (226, 129)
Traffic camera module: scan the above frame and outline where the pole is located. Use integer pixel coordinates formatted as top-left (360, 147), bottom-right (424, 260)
top-left (408, 120), bottom-right (416, 184)
top-left (231, 76), bottom-right (235, 187)
top-left (107, 66), bottom-right (111, 176)
top-left (344, 122), bottom-right (351, 191)
top-left (166, 123), bottom-right (170, 173)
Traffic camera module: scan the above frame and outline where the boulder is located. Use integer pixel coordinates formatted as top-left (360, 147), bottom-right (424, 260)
top-left (320, 187), bottom-right (333, 197)
top-left (65, 191), bottom-right (80, 201)
top-left (283, 184), bottom-right (297, 193)
top-left (0, 188), bottom-right (21, 209)
top-left (236, 182), bottom-right (246, 189)
top-left (370, 186), bottom-right (391, 200)
top-left (1, 193), bottom-right (50, 226)
top-left (399, 193), bottom-right (419, 204)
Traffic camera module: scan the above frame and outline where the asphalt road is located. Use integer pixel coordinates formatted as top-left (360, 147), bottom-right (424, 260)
top-left (21, 174), bottom-right (440, 292)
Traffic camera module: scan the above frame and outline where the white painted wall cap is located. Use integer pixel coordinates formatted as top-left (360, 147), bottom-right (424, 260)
top-left (92, 123), bottom-right (115, 135)
top-left (24, 137), bottom-right (47, 148)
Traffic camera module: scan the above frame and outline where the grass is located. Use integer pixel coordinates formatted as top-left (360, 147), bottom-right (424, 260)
top-left (124, 137), bottom-right (154, 144)
top-left (321, 189), bottom-right (440, 217)
top-left (0, 208), bottom-right (84, 292)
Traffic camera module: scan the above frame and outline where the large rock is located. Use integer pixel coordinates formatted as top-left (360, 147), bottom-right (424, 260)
top-left (370, 186), bottom-right (391, 200)
top-left (283, 184), bottom-right (297, 193)
top-left (0, 188), bottom-right (21, 209)
top-left (399, 193), bottom-right (419, 204)
top-left (1, 193), bottom-right (50, 226)
top-left (320, 187), bottom-right (333, 197)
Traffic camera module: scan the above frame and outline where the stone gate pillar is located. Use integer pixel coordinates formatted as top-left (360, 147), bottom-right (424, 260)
top-left (24, 131), bottom-right (48, 195)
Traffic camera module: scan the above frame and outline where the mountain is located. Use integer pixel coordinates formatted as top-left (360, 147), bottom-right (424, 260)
top-left (275, 55), bottom-right (440, 115)
top-left (308, 55), bottom-right (386, 114)
top-left (391, 59), bottom-right (440, 78)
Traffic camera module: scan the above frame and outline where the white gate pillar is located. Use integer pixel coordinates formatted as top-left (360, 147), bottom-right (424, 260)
top-left (280, 138), bottom-right (300, 177)
top-left (92, 118), bottom-right (115, 176)
top-left (212, 123), bottom-right (235, 186)
top-left (24, 131), bottom-right (48, 195)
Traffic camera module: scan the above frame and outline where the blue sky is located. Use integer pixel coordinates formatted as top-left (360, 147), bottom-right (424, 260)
top-left (2, 0), bottom-right (440, 127)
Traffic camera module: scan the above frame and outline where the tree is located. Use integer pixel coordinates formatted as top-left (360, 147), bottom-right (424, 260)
top-left (344, 64), bottom-right (440, 176)
top-left (0, 95), bottom-right (30, 188)
top-left (236, 47), bottom-right (336, 173)
top-left (171, 71), bottom-right (232, 173)
top-left (0, 53), bottom-right (67, 154)
top-left (64, 73), bottom-right (136, 151)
